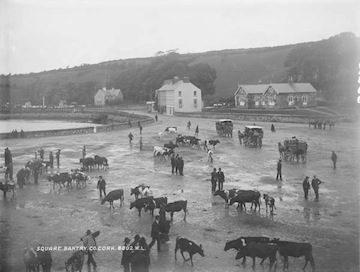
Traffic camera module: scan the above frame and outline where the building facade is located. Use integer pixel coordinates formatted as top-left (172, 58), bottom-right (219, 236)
top-left (155, 76), bottom-right (203, 115)
top-left (94, 88), bottom-right (123, 106)
top-left (234, 82), bottom-right (317, 109)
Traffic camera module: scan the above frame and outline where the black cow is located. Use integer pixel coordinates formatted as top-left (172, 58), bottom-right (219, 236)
top-left (130, 197), bottom-right (155, 217)
top-left (79, 157), bottom-right (94, 171)
top-left (94, 155), bottom-right (109, 170)
top-left (235, 242), bottom-right (278, 270)
top-left (175, 237), bottom-right (204, 267)
top-left (144, 196), bottom-right (168, 214)
top-left (47, 173), bottom-right (72, 189)
top-left (164, 142), bottom-right (178, 150)
top-left (224, 236), bottom-right (270, 264)
top-left (270, 238), bottom-right (315, 271)
top-left (65, 250), bottom-right (85, 272)
top-left (176, 136), bottom-right (185, 145)
top-left (229, 190), bottom-right (261, 211)
top-left (208, 139), bottom-right (220, 150)
top-left (163, 200), bottom-right (188, 221)
top-left (101, 189), bottom-right (124, 209)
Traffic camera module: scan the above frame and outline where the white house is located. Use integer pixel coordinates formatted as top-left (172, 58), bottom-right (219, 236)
top-left (155, 76), bottom-right (203, 115)
top-left (94, 87), bottom-right (123, 106)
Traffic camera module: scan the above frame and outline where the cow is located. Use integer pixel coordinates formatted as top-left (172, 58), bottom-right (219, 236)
top-left (79, 157), bottom-right (94, 171)
top-left (130, 197), bottom-right (155, 217)
top-left (235, 242), bottom-right (278, 271)
top-left (164, 142), bottom-right (178, 150)
top-left (47, 173), bottom-right (72, 189)
top-left (0, 181), bottom-right (16, 198)
top-left (162, 200), bottom-right (188, 221)
top-left (175, 237), bottom-right (204, 267)
top-left (71, 171), bottom-right (88, 188)
top-left (101, 189), bottom-right (125, 209)
top-left (165, 127), bottom-right (177, 134)
top-left (263, 194), bottom-right (276, 213)
top-left (65, 250), bottom-right (85, 272)
top-left (23, 247), bottom-right (39, 272)
top-left (93, 155), bottom-right (109, 170)
top-left (270, 238), bottom-right (315, 271)
top-left (144, 196), bottom-right (168, 215)
top-left (176, 136), bottom-right (185, 145)
top-left (208, 139), bottom-right (220, 150)
top-left (224, 236), bottom-right (270, 264)
top-left (153, 146), bottom-right (172, 160)
top-left (36, 245), bottom-right (52, 272)
top-left (229, 190), bottom-right (261, 211)
top-left (130, 184), bottom-right (151, 199)
top-left (213, 189), bottom-right (241, 208)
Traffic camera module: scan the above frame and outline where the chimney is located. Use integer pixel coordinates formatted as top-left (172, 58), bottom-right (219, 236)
top-left (288, 76), bottom-right (294, 86)
top-left (183, 77), bottom-right (190, 83)
top-left (172, 76), bottom-right (180, 84)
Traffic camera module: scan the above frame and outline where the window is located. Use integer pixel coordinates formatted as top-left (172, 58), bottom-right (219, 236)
top-left (193, 99), bottom-right (197, 108)
top-left (288, 96), bottom-right (293, 102)
top-left (302, 96), bottom-right (308, 103)
top-left (179, 91), bottom-right (182, 97)
top-left (194, 91), bottom-right (197, 97)
top-left (179, 99), bottom-right (182, 108)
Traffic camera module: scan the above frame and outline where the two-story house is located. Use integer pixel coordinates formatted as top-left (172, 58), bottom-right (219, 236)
top-left (94, 87), bottom-right (123, 106)
top-left (155, 76), bottom-right (203, 115)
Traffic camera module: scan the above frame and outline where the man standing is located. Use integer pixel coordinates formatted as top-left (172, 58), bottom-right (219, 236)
top-left (217, 168), bottom-right (225, 191)
top-left (187, 121), bottom-right (191, 130)
top-left (276, 159), bottom-right (282, 180)
top-left (148, 215), bottom-right (161, 251)
top-left (271, 124), bottom-right (276, 133)
top-left (82, 146), bottom-right (86, 160)
top-left (155, 114), bottom-right (158, 122)
top-left (311, 175), bottom-right (322, 200)
top-left (128, 132), bottom-right (133, 144)
top-left (204, 140), bottom-right (208, 151)
top-left (49, 151), bottom-right (54, 169)
top-left (16, 168), bottom-right (26, 189)
top-left (331, 151), bottom-right (337, 169)
top-left (170, 154), bottom-right (176, 174)
top-left (97, 176), bottom-right (106, 198)
top-left (175, 154), bottom-right (179, 175)
top-left (302, 176), bottom-right (310, 199)
top-left (56, 149), bottom-right (60, 168)
top-left (33, 168), bottom-right (39, 185)
top-left (139, 137), bottom-right (143, 151)
top-left (4, 147), bottom-right (10, 167)
top-left (211, 168), bottom-right (217, 192)
top-left (178, 157), bottom-right (184, 176)
top-left (139, 125), bottom-right (143, 135)
top-left (81, 230), bottom-right (97, 269)
top-left (195, 125), bottom-right (199, 136)
top-left (121, 237), bottom-right (131, 272)
top-left (39, 147), bottom-right (45, 161)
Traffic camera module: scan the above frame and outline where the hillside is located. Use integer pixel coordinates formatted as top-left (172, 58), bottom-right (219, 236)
top-left (1, 33), bottom-right (358, 106)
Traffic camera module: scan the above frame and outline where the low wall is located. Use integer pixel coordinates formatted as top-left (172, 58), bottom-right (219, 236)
top-left (0, 109), bottom-right (154, 139)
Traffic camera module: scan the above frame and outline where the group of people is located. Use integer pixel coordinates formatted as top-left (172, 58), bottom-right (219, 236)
top-left (122, 234), bottom-right (151, 272)
top-left (35, 148), bottom-right (61, 168)
top-left (302, 175), bottom-right (323, 200)
top-left (187, 121), bottom-right (199, 136)
top-left (170, 154), bottom-right (184, 175)
top-left (210, 167), bottom-right (225, 192)
top-left (10, 129), bottom-right (25, 138)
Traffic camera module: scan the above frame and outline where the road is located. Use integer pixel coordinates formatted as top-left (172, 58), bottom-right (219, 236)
top-left (1, 113), bottom-right (359, 272)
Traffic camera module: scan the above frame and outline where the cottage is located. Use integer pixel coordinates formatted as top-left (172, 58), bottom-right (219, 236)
top-left (94, 87), bottom-right (123, 106)
top-left (234, 81), bottom-right (317, 109)
top-left (155, 76), bottom-right (203, 115)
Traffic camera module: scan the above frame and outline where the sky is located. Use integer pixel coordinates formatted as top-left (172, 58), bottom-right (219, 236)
top-left (0, 0), bottom-right (359, 75)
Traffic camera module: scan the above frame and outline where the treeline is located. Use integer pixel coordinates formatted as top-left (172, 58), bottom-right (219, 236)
top-left (284, 32), bottom-right (359, 103)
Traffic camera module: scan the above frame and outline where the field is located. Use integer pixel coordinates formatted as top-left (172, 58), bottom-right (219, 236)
top-left (1, 113), bottom-right (359, 272)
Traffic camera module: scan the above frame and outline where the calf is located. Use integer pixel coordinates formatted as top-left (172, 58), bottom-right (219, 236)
top-left (163, 200), bottom-right (188, 221)
top-left (175, 237), bottom-right (204, 267)
top-left (263, 194), bottom-right (276, 213)
top-left (229, 190), bottom-right (261, 211)
top-left (101, 189), bottom-right (124, 209)
top-left (130, 197), bottom-right (155, 217)
top-left (235, 242), bottom-right (278, 270)
top-left (270, 238), bottom-right (315, 271)
top-left (208, 139), bottom-right (220, 150)
top-left (213, 189), bottom-right (240, 208)
top-left (130, 184), bottom-right (151, 199)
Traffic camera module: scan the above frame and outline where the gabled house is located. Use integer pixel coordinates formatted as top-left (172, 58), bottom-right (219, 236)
top-left (155, 76), bottom-right (203, 115)
top-left (234, 81), bottom-right (317, 109)
top-left (94, 87), bottom-right (123, 106)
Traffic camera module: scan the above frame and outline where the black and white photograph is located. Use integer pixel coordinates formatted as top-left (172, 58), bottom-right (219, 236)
top-left (0, 0), bottom-right (359, 271)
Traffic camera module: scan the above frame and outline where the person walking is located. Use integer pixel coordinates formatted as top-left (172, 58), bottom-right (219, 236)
top-left (139, 125), bottom-right (143, 135)
top-left (121, 237), bottom-right (131, 272)
top-left (331, 151), bottom-right (337, 169)
top-left (276, 159), bottom-right (282, 180)
top-left (81, 230), bottom-right (98, 269)
top-left (170, 154), bottom-right (176, 174)
top-left (155, 114), bottom-right (158, 122)
top-left (271, 124), bottom-right (276, 133)
top-left (203, 140), bottom-right (208, 151)
top-left (195, 125), bottom-right (199, 136)
top-left (211, 168), bottom-right (217, 192)
top-left (82, 146), bottom-right (86, 160)
top-left (217, 168), bottom-right (225, 191)
top-left (97, 175), bottom-right (106, 198)
top-left (148, 216), bottom-right (161, 251)
top-left (56, 149), bottom-right (60, 168)
top-left (238, 130), bottom-right (243, 145)
top-left (178, 157), bottom-right (184, 176)
top-left (302, 176), bottom-right (310, 199)
top-left (4, 147), bottom-right (10, 167)
top-left (311, 175), bottom-right (322, 200)
top-left (49, 151), bottom-right (54, 169)
top-left (187, 121), bottom-right (191, 130)
top-left (128, 132), bottom-right (134, 145)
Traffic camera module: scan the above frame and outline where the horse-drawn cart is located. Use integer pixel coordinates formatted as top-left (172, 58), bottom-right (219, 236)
top-left (279, 138), bottom-right (308, 163)
top-left (243, 126), bottom-right (263, 148)
top-left (216, 119), bottom-right (233, 137)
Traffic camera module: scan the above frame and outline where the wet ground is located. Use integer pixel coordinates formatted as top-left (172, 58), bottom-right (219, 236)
top-left (0, 112), bottom-right (359, 272)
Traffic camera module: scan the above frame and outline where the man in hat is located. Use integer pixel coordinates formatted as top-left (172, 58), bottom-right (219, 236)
top-left (311, 175), bottom-right (322, 200)
top-left (276, 159), bottom-right (282, 180)
top-left (81, 230), bottom-right (97, 269)
top-left (148, 215), bottom-right (161, 251)
top-left (121, 237), bottom-right (131, 272)
top-left (211, 168), bottom-right (217, 192)
top-left (331, 151), bottom-right (337, 169)
top-left (128, 132), bottom-right (133, 144)
top-left (97, 176), bottom-right (106, 198)
top-left (302, 176), bottom-right (311, 199)
top-left (178, 157), bottom-right (184, 176)
top-left (56, 149), bottom-right (60, 168)
top-left (49, 151), bottom-right (54, 169)
top-left (217, 168), bottom-right (225, 191)
top-left (170, 153), bottom-right (176, 174)
top-left (131, 234), bottom-right (140, 248)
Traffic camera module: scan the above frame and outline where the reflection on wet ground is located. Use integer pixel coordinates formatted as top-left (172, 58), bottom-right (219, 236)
top-left (0, 114), bottom-right (359, 271)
